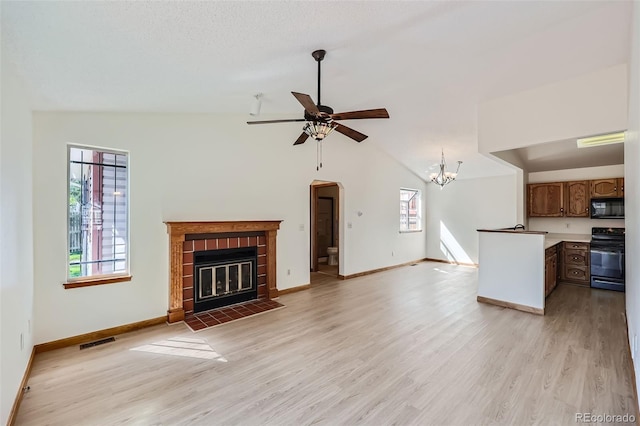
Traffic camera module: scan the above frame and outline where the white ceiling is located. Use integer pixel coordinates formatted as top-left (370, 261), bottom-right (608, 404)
top-left (1, 1), bottom-right (632, 180)
top-left (496, 138), bottom-right (625, 173)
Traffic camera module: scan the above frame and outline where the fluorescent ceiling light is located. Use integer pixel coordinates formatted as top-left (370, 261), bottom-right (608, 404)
top-left (576, 131), bottom-right (625, 148)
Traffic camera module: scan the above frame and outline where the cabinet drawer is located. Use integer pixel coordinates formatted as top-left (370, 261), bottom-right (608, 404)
top-left (564, 265), bottom-right (589, 282)
top-left (564, 241), bottom-right (589, 251)
top-left (564, 250), bottom-right (589, 266)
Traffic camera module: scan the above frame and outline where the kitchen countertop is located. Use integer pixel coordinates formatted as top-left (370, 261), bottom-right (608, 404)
top-left (544, 233), bottom-right (591, 249)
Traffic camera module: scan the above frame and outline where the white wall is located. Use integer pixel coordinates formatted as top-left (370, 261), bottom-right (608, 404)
top-left (478, 232), bottom-right (545, 310)
top-left (0, 50), bottom-right (35, 423)
top-left (478, 64), bottom-right (628, 152)
top-left (425, 174), bottom-right (518, 264)
top-left (528, 164), bottom-right (625, 234)
top-left (625, 1), bottom-right (640, 407)
top-left (32, 112), bottom-right (428, 343)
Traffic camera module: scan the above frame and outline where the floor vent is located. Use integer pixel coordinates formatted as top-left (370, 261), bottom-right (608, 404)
top-left (80, 337), bottom-right (115, 350)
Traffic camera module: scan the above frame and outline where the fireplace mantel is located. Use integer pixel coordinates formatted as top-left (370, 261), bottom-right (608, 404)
top-left (165, 220), bottom-right (282, 323)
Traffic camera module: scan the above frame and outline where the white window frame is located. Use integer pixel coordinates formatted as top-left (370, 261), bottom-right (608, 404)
top-left (67, 144), bottom-right (130, 283)
top-left (400, 188), bottom-right (422, 233)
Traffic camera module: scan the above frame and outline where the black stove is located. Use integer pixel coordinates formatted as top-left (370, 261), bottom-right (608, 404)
top-left (590, 227), bottom-right (625, 292)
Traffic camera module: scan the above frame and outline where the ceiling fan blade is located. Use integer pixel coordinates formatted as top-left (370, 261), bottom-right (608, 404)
top-left (293, 132), bottom-right (309, 146)
top-left (291, 92), bottom-right (320, 115)
top-left (331, 108), bottom-right (389, 121)
top-left (334, 123), bottom-right (368, 143)
top-left (247, 118), bottom-right (306, 125)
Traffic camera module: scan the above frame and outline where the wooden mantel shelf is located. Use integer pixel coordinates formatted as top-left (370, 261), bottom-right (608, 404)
top-left (164, 220), bottom-right (283, 323)
top-left (165, 220), bottom-right (282, 236)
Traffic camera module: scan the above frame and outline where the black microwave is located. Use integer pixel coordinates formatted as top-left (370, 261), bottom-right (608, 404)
top-left (591, 197), bottom-right (624, 219)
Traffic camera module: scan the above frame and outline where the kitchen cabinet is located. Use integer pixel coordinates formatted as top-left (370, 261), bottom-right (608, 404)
top-left (591, 178), bottom-right (623, 198)
top-left (565, 180), bottom-right (589, 217)
top-left (561, 241), bottom-right (590, 286)
top-left (556, 243), bottom-right (563, 282)
top-left (528, 177), bottom-right (623, 218)
top-left (545, 244), bottom-right (558, 297)
top-left (528, 183), bottom-right (564, 217)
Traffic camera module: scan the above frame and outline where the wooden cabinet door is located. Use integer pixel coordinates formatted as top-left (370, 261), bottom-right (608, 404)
top-left (591, 178), bottom-right (619, 197)
top-left (556, 244), bottom-right (563, 282)
top-left (618, 178), bottom-right (624, 197)
top-left (528, 183), bottom-right (564, 217)
top-left (545, 254), bottom-right (557, 297)
top-left (565, 181), bottom-right (589, 217)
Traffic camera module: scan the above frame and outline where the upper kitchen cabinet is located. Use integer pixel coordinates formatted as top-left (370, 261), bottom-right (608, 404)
top-left (591, 178), bottom-right (623, 197)
top-left (565, 181), bottom-right (589, 217)
top-left (528, 183), bottom-right (564, 217)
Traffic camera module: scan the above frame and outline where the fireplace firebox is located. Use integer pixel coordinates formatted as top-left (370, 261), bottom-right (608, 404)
top-left (194, 247), bottom-right (258, 312)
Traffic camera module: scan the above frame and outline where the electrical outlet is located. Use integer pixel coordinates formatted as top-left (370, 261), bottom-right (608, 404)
top-left (287, 269), bottom-right (291, 276)
top-left (20, 333), bottom-right (24, 351)
top-left (347, 222), bottom-right (353, 229)
top-left (392, 251), bottom-right (394, 256)
top-left (565, 223), bottom-right (570, 229)
top-left (298, 224), bottom-right (304, 231)
top-left (28, 319), bottom-right (31, 333)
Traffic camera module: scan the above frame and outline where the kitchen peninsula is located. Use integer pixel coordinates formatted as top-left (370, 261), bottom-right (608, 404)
top-left (477, 229), bottom-right (590, 315)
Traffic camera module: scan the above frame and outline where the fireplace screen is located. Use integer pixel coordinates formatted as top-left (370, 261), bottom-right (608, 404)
top-left (199, 262), bottom-right (252, 299)
top-left (193, 247), bottom-right (258, 312)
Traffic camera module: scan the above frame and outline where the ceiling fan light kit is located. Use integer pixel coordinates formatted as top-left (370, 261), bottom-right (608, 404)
top-left (247, 49), bottom-right (389, 169)
top-left (430, 149), bottom-right (462, 190)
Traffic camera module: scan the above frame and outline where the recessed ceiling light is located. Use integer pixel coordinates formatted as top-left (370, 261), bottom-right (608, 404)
top-left (576, 131), bottom-right (626, 148)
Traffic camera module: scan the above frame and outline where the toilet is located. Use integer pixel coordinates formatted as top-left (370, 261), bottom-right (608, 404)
top-left (326, 247), bottom-right (338, 266)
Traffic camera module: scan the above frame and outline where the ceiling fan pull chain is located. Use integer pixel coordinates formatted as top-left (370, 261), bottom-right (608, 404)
top-left (320, 140), bottom-right (323, 169)
top-left (317, 140), bottom-right (320, 171)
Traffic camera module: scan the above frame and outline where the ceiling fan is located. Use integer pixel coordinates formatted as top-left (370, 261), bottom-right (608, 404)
top-left (247, 49), bottom-right (390, 146)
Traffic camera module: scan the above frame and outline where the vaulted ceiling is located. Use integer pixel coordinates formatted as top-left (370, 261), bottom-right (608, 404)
top-left (1, 1), bottom-right (632, 179)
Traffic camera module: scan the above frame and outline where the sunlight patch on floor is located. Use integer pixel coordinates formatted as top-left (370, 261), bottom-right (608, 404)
top-left (131, 337), bottom-right (228, 361)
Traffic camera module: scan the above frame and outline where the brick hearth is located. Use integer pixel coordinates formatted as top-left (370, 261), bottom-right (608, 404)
top-left (165, 221), bottom-right (282, 323)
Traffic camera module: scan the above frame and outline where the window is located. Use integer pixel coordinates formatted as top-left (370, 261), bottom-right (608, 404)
top-left (400, 188), bottom-right (422, 232)
top-left (68, 146), bottom-right (129, 283)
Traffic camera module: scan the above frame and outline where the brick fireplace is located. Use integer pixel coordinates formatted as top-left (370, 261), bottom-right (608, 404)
top-left (165, 221), bottom-right (282, 323)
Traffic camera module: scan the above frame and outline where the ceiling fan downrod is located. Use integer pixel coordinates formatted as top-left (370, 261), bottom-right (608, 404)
top-left (312, 49), bottom-right (326, 108)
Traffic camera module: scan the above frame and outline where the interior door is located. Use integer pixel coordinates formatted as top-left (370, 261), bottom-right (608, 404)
top-left (317, 197), bottom-right (334, 258)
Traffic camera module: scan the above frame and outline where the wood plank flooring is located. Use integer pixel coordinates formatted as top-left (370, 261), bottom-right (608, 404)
top-left (16, 261), bottom-right (635, 425)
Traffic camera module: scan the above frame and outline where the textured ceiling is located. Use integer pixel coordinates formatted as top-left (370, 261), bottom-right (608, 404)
top-left (1, 1), bottom-right (632, 179)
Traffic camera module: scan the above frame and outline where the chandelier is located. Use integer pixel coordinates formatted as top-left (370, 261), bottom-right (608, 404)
top-left (429, 149), bottom-right (462, 189)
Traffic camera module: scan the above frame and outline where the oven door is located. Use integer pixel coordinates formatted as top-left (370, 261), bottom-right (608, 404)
top-left (590, 245), bottom-right (624, 279)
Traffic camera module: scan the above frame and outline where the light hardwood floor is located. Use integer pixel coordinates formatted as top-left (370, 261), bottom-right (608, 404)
top-left (17, 262), bottom-right (636, 425)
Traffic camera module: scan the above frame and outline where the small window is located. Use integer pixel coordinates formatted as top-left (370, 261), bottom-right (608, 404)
top-left (68, 146), bottom-right (129, 281)
top-left (400, 188), bottom-right (422, 232)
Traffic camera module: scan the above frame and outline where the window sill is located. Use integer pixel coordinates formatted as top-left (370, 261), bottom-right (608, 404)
top-left (399, 230), bottom-right (423, 234)
top-left (64, 275), bottom-right (132, 289)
